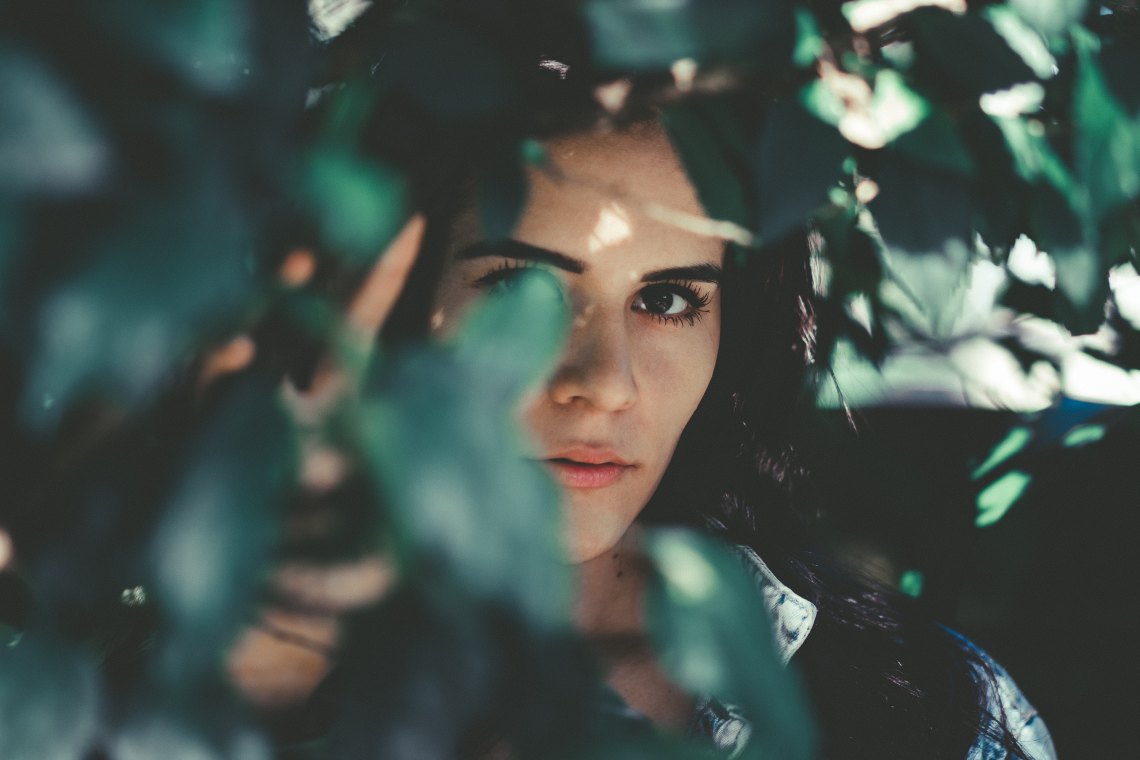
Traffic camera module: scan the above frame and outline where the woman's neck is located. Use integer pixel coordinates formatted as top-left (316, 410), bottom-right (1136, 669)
top-left (572, 527), bottom-right (648, 639)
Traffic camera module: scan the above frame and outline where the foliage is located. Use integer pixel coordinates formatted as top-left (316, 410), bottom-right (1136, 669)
top-left (2, 0), bottom-right (1139, 757)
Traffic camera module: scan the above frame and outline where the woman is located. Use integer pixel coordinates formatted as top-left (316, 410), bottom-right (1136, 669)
top-left (365, 117), bottom-right (1057, 759)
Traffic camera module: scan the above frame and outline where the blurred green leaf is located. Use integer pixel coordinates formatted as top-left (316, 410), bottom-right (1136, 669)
top-left (0, 47), bottom-right (110, 195)
top-left (20, 189), bottom-right (257, 431)
top-left (151, 373), bottom-right (294, 680)
top-left (1062, 423), bottom-right (1106, 446)
top-left (303, 148), bottom-right (407, 263)
top-left (0, 631), bottom-right (100, 760)
top-left (793, 8), bottom-right (825, 68)
top-left (361, 271), bottom-right (571, 626)
top-left (645, 530), bottom-right (817, 760)
top-left (1009, 0), bottom-right (1088, 39)
top-left (582, 0), bottom-right (796, 70)
top-left (111, 705), bottom-right (270, 760)
top-left (756, 99), bottom-right (850, 242)
top-left (899, 569), bottom-right (925, 598)
top-left (477, 141), bottom-right (530, 243)
top-left (908, 7), bottom-right (1038, 98)
top-left (99, 0), bottom-right (253, 94)
top-left (1073, 32), bottom-right (1140, 227)
top-left (972, 425), bottom-right (1033, 480)
top-left (976, 470), bottom-right (1032, 527)
top-left (892, 106), bottom-right (977, 177)
top-left (662, 101), bottom-right (750, 229)
top-left (1030, 184), bottom-right (1108, 334)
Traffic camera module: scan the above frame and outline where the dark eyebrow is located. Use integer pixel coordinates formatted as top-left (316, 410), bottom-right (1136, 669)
top-left (456, 240), bottom-right (585, 274)
top-left (456, 239), bottom-right (722, 284)
top-left (641, 263), bottom-right (722, 284)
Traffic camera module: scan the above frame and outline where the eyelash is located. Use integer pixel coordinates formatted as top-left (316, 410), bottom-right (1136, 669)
top-left (471, 262), bottom-right (712, 328)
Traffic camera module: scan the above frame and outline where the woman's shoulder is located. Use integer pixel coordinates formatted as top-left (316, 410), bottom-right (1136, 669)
top-left (947, 631), bottom-right (1057, 760)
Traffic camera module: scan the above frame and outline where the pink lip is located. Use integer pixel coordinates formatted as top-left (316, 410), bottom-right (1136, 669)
top-left (541, 447), bottom-right (634, 489)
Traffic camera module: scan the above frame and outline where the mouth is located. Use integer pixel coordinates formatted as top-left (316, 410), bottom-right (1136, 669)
top-left (539, 448), bottom-right (634, 489)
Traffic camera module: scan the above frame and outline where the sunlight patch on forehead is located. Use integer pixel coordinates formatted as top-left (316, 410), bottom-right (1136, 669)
top-left (587, 202), bottom-right (632, 255)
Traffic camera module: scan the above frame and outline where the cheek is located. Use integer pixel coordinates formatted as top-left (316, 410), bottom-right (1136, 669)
top-left (635, 321), bottom-right (720, 437)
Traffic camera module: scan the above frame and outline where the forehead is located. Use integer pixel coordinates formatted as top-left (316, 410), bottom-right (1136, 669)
top-left (509, 127), bottom-right (725, 271)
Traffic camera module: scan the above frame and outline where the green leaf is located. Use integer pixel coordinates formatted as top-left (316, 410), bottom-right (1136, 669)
top-left (899, 569), bottom-right (925, 598)
top-left (1009, 0), bottom-right (1088, 39)
top-left (20, 188), bottom-right (257, 432)
top-left (1030, 184), bottom-right (1108, 334)
top-left (303, 148), bottom-right (408, 263)
top-left (908, 7), bottom-right (1038, 98)
top-left (976, 470), bottom-right (1032, 527)
top-left (0, 632), bottom-right (100, 760)
top-left (972, 425), bottom-right (1033, 480)
top-left (644, 530), bottom-right (817, 760)
top-left (662, 101), bottom-right (750, 229)
top-left (360, 271), bottom-right (571, 626)
top-left (1062, 423), bottom-right (1106, 447)
top-left (582, 0), bottom-right (796, 71)
top-left (793, 8), bottom-right (825, 68)
top-left (477, 141), bottom-right (530, 243)
top-left (100, 0), bottom-right (253, 94)
top-left (892, 106), bottom-right (977, 176)
top-left (151, 373), bottom-right (294, 681)
top-left (755, 99), bottom-right (851, 242)
top-left (0, 48), bottom-right (110, 195)
top-left (1073, 33), bottom-right (1140, 227)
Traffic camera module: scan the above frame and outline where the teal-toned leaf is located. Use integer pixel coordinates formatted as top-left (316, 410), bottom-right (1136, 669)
top-left (756, 99), bottom-right (851, 242)
top-left (360, 271), bottom-right (571, 626)
top-left (645, 530), bottom-right (817, 760)
top-left (662, 101), bottom-right (750, 229)
top-left (984, 6), bottom-right (1058, 79)
top-left (20, 189), bottom-right (256, 432)
top-left (0, 48), bottom-right (110, 195)
top-left (1062, 423), bottom-right (1106, 447)
top-left (976, 470), bottom-right (1032, 527)
top-left (111, 705), bottom-right (270, 760)
top-left (100, 0), bottom-right (253, 94)
top-left (477, 141), bottom-right (530, 243)
top-left (870, 155), bottom-right (974, 334)
top-left (899, 569), bottom-right (925, 598)
top-left (892, 106), bottom-right (977, 176)
top-left (793, 8), bottom-right (825, 68)
top-left (582, 0), bottom-right (796, 71)
top-left (1009, 0), bottom-right (1088, 38)
top-left (991, 116), bottom-right (1076, 196)
top-left (1030, 184), bottom-right (1108, 334)
top-left (1073, 33), bottom-right (1140, 227)
top-left (303, 148), bottom-right (407, 263)
top-left (972, 425), bottom-right (1033, 480)
top-left (908, 7), bottom-right (1038, 98)
top-left (151, 373), bottom-right (294, 680)
top-left (0, 632), bottom-right (100, 760)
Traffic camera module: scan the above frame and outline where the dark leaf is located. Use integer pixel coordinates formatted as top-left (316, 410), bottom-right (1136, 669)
top-left (0, 631), bottom-right (100, 760)
top-left (908, 8), bottom-right (1038, 98)
top-left (477, 141), bottom-right (530, 243)
top-left (662, 100), bottom-right (750, 228)
top-left (755, 100), bottom-right (850, 242)
top-left (582, 0), bottom-right (796, 71)
top-left (1009, 0), bottom-right (1089, 38)
top-left (150, 373), bottom-right (294, 681)
top-left (892, 106), bottom-right (977, 177)
top-left (1029, 184), bottom-right (1108, 334)
top-left (0, 48), bottom-right (110, 196)
top-left (360, 271), bottom-right (571, 626)
top-left (19, 188), bottom-right (256, 432)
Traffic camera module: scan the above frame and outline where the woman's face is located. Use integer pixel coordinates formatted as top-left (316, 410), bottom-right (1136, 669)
top-left (431, 127), bottom-right (723, 564)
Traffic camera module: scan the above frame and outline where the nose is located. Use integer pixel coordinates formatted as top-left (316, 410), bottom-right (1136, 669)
top-left (546, 306), bottom-right (637, 412)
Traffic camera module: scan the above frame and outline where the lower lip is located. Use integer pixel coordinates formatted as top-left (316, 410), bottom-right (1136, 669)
top-left (544, 459), bottom-right (631, 489)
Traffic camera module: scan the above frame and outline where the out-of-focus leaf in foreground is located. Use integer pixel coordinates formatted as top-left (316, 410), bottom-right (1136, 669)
top-left (0, 631), bottom-right (100, 760)
top-left (583, 0), bottom-right (796, 71)
top-left (645, 530), bottom-right (817, 760)
top-left (150, 373), bottom-right (294, 682)
top-left (360, 270), bottom-right (571, 626)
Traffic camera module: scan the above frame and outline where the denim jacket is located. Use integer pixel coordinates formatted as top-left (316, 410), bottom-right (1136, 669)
top-left (686, 546), bottom-right (1057, 759)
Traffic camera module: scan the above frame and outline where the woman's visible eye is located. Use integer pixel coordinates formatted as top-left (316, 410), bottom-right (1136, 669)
top-left (632, 282), bottom-right (711, 327)
top-left (471, 260), bottom-right (541, 292)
